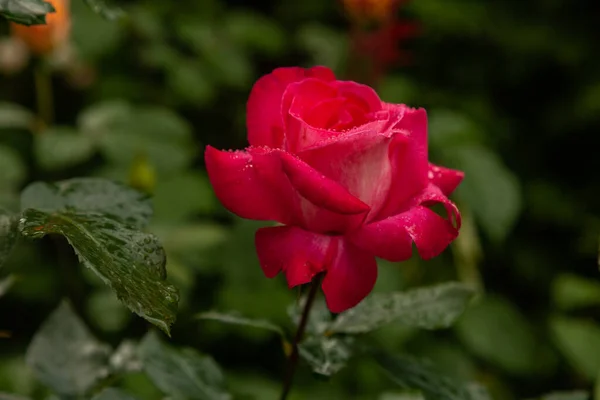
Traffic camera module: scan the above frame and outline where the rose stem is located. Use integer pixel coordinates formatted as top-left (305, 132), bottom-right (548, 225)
top-left (279, 275), bottom-right (322, 400)
top-left (34, 61), bottom-right (54, 129)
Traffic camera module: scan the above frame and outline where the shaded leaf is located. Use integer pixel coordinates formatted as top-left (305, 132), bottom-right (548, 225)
top-left (0, 102), bottom-right (35, 129)
top-left (225, 11), bottom-right (285, 55)
top-left (550, 317), bottom-right (600, 380)
top-left (0, 0), bottom-right (54, 25)
top-left (91, 388), bottom-right (139, 400)
top-left (0, 146), bottom-right (26, 189)
top-left (25, 302), bottom-right (112, 396)
top-left (298, 336), bottom-right (353, 377)
top-left (82, 0), bottom-right (124, 21)
top-left (375, 353), bottom-right (474, 400)
top-left (21, 179), bottom-right (152, 229)
top-left (0, 209), bottom-right (18, 268)
top-left (20, 208), bottom-right (178, 334)
top-left (138, 331), bottom-right (231, 400)
top-left (455, 295), bottom-right (555, 376)
top-left (330, 282), bottom-right (474, 334)
top-left (85, 104), bottom-right (196, 175)
top-left (198, 311), bottom-right (284, 337)
top-left (35, 127), bottom-right (96, 171)
top-left (552, 273), bottom-right (600, 311)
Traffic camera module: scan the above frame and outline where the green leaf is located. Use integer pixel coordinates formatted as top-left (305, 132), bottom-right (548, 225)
top-left (552, 273), bottom-right (600, 311)
top-left (0, 102), bottom-right (35, 129)
top-left (551, 316), bottom-right (600, 380)
top-left (21, 178), bottom-right (152, 229)
top-left (19, 179), bottom-right (179, 334)
top-left (35, 127), bottom-right (96, 171)
top-left (0, 209), bottom-right (18, 268)
top-left (197, 311), bottom-right (285, 337)
top-left (455, 295), bottom-right (554, 376)
top-left (91, 388), bottom-right (139, 400)
top-left (538, 392), bottom-right (589, 400)
top-left (138, 331), bottom-right (231, 400)
top-left (0, 0), bottom-right (54, 25)
top-left (298, 336), bottom-right (353, 377)
top-left (82, 0), bottom-right (124, 21)
top-left (375, 353), bottom-right (474, 400)
top-left (330, 282), bottom-right (475, 334)
top-left (444, 145), bottom-right (521, 242)
top-left (25, 301), bottom-right (112, 396)
top-left (0, 145), bottom-right (26, 189)
top-left (20, 209), bottom-right (178, 334)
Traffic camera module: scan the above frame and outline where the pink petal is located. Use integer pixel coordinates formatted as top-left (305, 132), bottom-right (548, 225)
top-left (331, 80), bottom-right (383, 113)
top-left (322, 238), bottom-right (378, 313)
top-left (255, 226), bottom-right (333, 287)
top-left (428, 163), bottom-right (464, 196)
top-left (247, 66), bottom-right (335, 148)
top-left (279, 151), bottom-right (370, 216)
top-left (349, 184), bottom-right (460, 261)
top-left (204, 146), bottom-right (300, 225)
top-left (375, 105), bottom-right (430, 220)
top-left (298, 121), bottom-right (395, 218)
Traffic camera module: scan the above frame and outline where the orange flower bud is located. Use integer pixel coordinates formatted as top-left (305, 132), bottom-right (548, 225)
top-left (10, 0), bottom-right (71, 56)
top-left (342, 0), bottom-right (398, 23)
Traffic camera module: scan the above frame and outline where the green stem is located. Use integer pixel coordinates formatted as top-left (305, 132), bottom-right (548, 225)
top-left (279, 276), bottom-right (321, 400)
top-left (34, 62), bottom-right (54, 128)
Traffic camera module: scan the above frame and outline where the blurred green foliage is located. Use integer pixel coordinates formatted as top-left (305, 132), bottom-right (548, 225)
top-left (0, 0), bottom-right (599, 398)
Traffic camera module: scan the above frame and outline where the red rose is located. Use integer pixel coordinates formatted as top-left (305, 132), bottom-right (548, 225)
top-left (205, 66), bottom-right (463, 312)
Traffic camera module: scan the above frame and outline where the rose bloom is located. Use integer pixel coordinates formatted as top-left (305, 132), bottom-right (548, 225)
top-left (11, 0), bottom-right (71, 56)
top-left (206, 66), bottom-right (463, 313)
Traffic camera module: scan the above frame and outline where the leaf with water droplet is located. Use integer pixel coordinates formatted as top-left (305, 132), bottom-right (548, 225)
top-left (329, 282), bottom-right (475, 334)
top-left (21, 178), bottom-right (152, 229)
top-left (298, 335), bottom-right (353, 377)
top-left (19, 209), bottom-right (178, 334)
top-left (26, 301), bottom-right (112, 397)
top-left (0, 0), bottom-right (55, 26)
top-left (19, 178), bottom-right (178, 334)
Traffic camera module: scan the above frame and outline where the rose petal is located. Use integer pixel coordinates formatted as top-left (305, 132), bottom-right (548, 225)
top-left (375, 105), bottom-right (430, 220)
top-left (332, 80), bottom-right (383, 113)
top-left (279, 151), bottom-right (370, 215)
top-left (247, 66), bottom-right (335, 148)
top-left (428, 163), bottom-right (464, 196)
top-left (322, 238), bottom-right (378, 313)
top-left (349, 184), bottom-right (460, 261)
top-left (298, 122), bottom-right (395, 218)
top-left (205, 146), bottom-right (300, 225)
top-left (255, 226), bottom-right (333, 287)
